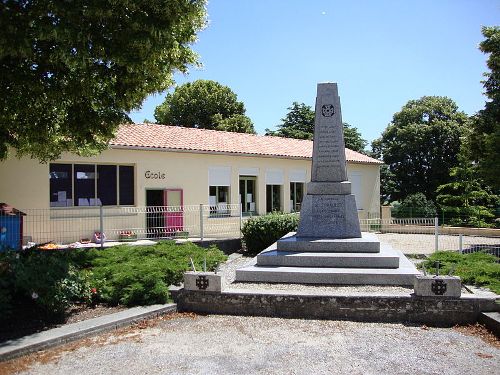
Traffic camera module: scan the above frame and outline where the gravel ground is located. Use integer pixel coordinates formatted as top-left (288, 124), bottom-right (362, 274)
top-left (218, 255), bottom-right (478, 295)
top-left (5, 314), bottom-right (499, 375)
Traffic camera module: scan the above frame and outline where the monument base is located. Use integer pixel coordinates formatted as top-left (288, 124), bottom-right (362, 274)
top-left (277, 232), bottom-right (380, 253)
top-left (235, 232), bottom-right (420, 286)
top-left (297, 194), bottom-right (361, 238)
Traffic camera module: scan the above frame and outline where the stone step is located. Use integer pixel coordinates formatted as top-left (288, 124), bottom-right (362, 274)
top-left (257, 246), bottom-right (400, 269)
top-left (277, 232), bottom-right (380, 253)
top-left (235, 264), bottom-right (420, 286)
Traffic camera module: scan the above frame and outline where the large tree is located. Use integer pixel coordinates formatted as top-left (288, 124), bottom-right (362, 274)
top-left (470, 26), bottom-right (500, 190)
top-left (372, 96), bottom-right (468, 202)
top-left (0, 0), bottom-right (207, 161)
top-left (154, 79), bottom-right (255, 133)
top-left (265, 102), bottom-right (367, 152)
top-left (436, 140), bottom-right (499, 227)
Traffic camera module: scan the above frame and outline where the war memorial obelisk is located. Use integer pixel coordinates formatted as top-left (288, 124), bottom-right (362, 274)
top-left (236, 83), bottom-right (419, 285)
top-left (296, 82), bottom-right (362, 239)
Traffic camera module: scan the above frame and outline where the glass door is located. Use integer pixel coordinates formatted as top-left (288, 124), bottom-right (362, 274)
top-left (239, 176), bottom-right (257, 216)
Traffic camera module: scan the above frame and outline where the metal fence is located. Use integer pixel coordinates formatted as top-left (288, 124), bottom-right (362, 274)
top-left (361, 217), bottom-right (500, 256)
top-left (0, 206), bottom-right (498, 256)
top-left (0, 204), bottom-right (249, 249)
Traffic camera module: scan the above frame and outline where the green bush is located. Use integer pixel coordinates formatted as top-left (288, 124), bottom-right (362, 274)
top-left (241, 212), bottom-right (299, 255)
top-left (89, 242), bottom-right (227, 306)
top-left (0, 249), bottom-right (98, 320)
top-left (421, 251), bottom-right (500, 294)
top-left (392, 193), bottom-right (437, 218)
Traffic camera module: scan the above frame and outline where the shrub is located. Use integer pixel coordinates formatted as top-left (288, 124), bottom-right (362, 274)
top-left (90, 242), bottom-right (226, 306)
top-left (0, 249), bottom-right (99, 320)
top-left (391, 193), bottom-right (437, 218)
top-left (421, 251), bottom-right (500, 294)
top-left (241, 212), bottom-right (299, 255)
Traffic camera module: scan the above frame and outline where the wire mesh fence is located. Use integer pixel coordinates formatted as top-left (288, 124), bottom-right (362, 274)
top-left (361, 217), bottom-right (500, 256)
top-left (1, 205), bottom-right (498, 256)
top-left (0, 204), bottom-right (248, 250)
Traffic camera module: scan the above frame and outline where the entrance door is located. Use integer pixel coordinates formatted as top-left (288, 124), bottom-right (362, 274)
top-left (146, 189), bottom-right (164, 238)
top-left (164, 189), bottom-right (183, 232)
top-left (239, 176), bottom-right (256, 215)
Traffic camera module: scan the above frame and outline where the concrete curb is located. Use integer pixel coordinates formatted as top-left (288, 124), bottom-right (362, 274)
top-left (478, 312), bottom-right (500, 338)
top-left (0, 303), bottom-right (177, 362)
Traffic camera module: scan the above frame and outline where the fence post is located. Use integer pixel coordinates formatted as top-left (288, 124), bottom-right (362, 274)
top-left (239, 203), bottom-right (243, 238)
top-left (434, 216), bottom-right (439, 252)
top-left (99, 205), bottom-right (104, 249)
top-left (199, 204), bottom-right (204, 241)
top-left (459, 234), bottom-right (463, 254)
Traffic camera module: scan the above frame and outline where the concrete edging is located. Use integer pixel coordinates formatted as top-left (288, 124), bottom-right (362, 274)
top-left (175, 289), bottom-right (499, 327)
top-left (0, 303), bottom-right (177, 362)
top-left (478, 312), bottom-right (500, 337)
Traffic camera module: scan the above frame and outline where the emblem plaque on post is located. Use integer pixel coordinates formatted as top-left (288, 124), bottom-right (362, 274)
top-left (195, 275), bottom-right (209, 290)
top-left (431, 279), bottom-right (447, 295)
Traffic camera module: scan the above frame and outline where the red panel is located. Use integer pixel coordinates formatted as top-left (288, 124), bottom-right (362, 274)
top-left (163, 189), bottom-right (184, 233)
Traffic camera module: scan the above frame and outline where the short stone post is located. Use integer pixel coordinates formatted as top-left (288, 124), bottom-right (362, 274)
top-left (184, 272), bottom-right (222, 292)
top-left (381, 205), bottom-right (391, 233)
top-left (414, 275), bottom-right (461, 298)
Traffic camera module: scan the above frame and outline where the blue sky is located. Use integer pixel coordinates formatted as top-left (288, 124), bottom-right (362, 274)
top-left (129, 0), bottom-right (499, 145)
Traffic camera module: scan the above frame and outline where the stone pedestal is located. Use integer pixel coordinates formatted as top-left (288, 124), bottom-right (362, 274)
top-left (414, 275), bottom-right (461, 297)
top-left (184, 272), bottom-right (222, 292)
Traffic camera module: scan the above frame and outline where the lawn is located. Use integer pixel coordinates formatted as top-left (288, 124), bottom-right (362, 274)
top-left (421, 251), bottom-right (500, 294)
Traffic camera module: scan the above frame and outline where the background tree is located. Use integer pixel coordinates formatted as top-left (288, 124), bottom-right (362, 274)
top-left (212, 114), bottom-right (256, 134)
top-left (373, 96), bottom-right (468, 202)
top-left (154, 80), bottom-right (254, 133)
top-left (0, 0), bottom-right (207, 161)
top-left (391, 192), bottom-right (437, 218)
top-left (469, 26), bottom-right (500, 190)
top-left (436, 140), bottom-right (499, 227)
top-left (265, 102), bottom-right (315, 140)
top-left (266, 102), bottom-right (368, 152)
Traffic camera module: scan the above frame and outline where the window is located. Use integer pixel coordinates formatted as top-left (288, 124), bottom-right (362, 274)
top-left (208, 166), bottom-right (231, 215)
top-left (49, 163), bottom-right (134, 207)
top-left (119, 166), bottom-right (135, 206)
top-left (74, 164), bottom-right (96, 206)
top-left (209, 186), bottom-right (230, 215)
top-left (239, 176), bottom-right (256, 215)
top-left (50, 164), bottom-right (72, 207)
top-left (97, 165), bottom-right (117, 206)
top-left (266, 185), bottom-right (281, 213)
top-left (290, 182), bottom-right (304, 212)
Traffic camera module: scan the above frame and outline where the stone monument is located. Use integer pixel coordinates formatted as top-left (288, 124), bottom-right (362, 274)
top-left (236, 83), bottom-right (419, 285)
top-left (297, 83), bottom-right (361, 239)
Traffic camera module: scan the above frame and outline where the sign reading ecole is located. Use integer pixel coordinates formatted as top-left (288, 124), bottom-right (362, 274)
top-left (144, 170), bottom-right (166, 179)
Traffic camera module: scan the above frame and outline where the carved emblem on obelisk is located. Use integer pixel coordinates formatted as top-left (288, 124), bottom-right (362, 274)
top-left (321, 104), bottom-right (335, 117)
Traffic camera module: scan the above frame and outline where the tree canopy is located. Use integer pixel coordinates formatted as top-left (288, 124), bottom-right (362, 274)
top-left (436, 141), bottom-right (499, 227)
top-left (154, 79), bottom-right (255, 133)
top-left (265, 102), bottom-right (368, 152)
top-left (372, 96), bottom-right (468, 202)
top-left (0, 0), bottom-right (207, 161)
top-left (469, 26), bottom-right (500, 190)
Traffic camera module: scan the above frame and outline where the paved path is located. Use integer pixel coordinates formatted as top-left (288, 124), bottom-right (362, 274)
top-left (5, 315), bottom-right (499, 375)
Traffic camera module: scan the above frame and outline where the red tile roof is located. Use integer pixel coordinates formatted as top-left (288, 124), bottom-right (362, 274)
top-left (110, 124), bottom-right (382, 165)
